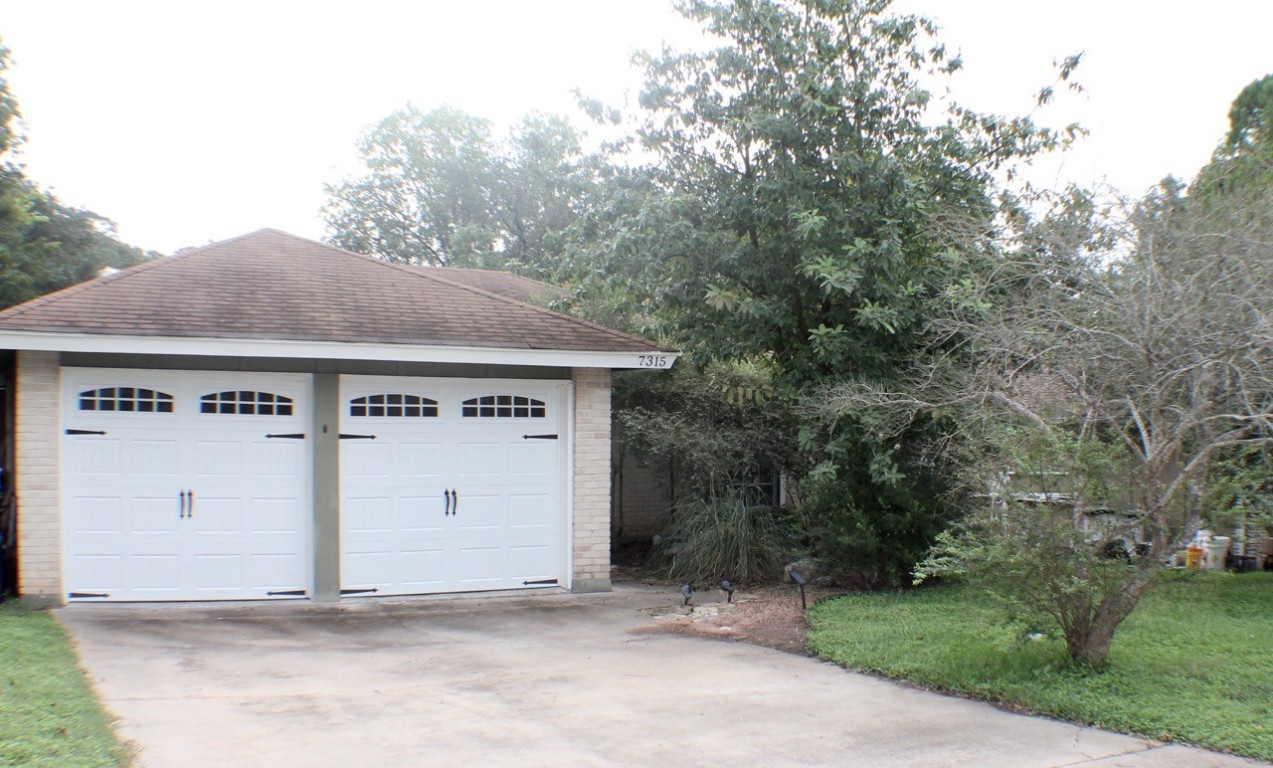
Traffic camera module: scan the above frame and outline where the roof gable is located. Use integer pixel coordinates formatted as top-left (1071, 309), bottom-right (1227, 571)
top-left (0, 229), bottom-right (670, 359)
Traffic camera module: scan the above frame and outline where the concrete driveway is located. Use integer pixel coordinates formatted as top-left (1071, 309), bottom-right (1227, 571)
top-left (57, 585), bottom-right (1265, 768)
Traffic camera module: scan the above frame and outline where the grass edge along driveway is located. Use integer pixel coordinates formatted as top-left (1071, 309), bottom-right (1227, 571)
top-left (807, 571), bottom-right (1273, 763)
top-left (0, 603), bottom-right (130, 767)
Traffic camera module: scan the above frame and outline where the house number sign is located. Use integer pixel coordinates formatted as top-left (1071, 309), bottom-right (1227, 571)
top-left (636, 355), bottom-right (672, 369)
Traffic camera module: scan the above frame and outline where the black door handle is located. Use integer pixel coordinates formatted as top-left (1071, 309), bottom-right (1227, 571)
top-left (450, 489), bottom-right (458, 516)
top-left (443, 489), bottom-right (451, 516)
top-left (178, 490), bottom-right (187, 519)
top-left (188, 489), bottom-right (195, 518)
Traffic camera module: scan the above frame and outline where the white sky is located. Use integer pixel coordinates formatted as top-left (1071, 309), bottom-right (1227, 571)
top-left (2, 1), bottom-right (1270, 255)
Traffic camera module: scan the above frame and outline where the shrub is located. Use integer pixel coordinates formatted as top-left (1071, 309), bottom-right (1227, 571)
top-left (649, 492), bottom-right (795, 586)
top-left (798, 439), bottom-right (959, 588)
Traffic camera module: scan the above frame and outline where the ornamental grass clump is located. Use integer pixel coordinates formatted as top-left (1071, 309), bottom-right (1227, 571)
top-left (650, 492), bottom-right (795, 586)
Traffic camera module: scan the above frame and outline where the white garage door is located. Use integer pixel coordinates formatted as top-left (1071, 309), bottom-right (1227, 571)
top-left (61, 369), bottom-right (311, 601)
top-left (340, 376), bottom-right (568, 596)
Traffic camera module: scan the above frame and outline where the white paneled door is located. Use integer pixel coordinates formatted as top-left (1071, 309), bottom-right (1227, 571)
top-left (340, 377), bottom-right (568, 596)
top-left (61, 369), bottom-right (311, 601)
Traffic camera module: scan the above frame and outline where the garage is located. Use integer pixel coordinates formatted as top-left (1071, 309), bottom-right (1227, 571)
top-left (61, 369), bottom-right (311, 601)
top-left (340, 376), bottom-right (568, 596)
top-left (0, 228), bottom-right (678, 606)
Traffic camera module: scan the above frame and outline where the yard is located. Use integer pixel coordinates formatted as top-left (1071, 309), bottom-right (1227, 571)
top-left (0, 604), bottom-right (129, 767)
top-left (807, 571), bottom-right (1273, 762)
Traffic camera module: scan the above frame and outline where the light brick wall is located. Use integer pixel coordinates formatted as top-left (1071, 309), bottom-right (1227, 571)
top-left (571, 368), bottom-right (612, 592)
top-left (15, 351), bottom-right (62, 606)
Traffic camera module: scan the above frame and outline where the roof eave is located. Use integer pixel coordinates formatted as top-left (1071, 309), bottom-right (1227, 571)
top-left (0, 330), bottom-right (680, 370)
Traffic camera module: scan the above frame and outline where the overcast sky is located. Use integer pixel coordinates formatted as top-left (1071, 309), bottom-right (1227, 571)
top-left (3, 1), bottom-right (1270, 255)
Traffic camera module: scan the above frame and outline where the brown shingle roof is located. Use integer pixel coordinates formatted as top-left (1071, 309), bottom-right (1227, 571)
top-left (0, 229), bottom-right (670, 354)
top-left (423, 267), bottom-right (560, 304)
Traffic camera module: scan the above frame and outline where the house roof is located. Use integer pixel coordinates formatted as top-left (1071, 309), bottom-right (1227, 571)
top-left (425, 267), bottom-right (561, 305)
top-left (0, 229), bottom-right (677, 368)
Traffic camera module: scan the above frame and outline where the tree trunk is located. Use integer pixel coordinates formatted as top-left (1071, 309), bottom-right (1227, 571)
top-left (1063, 571), bottom-right (1155, 666)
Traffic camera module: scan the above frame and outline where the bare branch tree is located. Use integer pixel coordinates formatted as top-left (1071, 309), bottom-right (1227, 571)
top-left (813, 180), bottom-right (1273, 664)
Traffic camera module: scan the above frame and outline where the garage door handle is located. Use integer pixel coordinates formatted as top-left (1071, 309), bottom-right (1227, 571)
top-left (178, 490), bottom-right (187, 518)
top-left (450, 489), bottom-right (458, 516)
top-left (443, 489), bottom-right (451, 516)
top-left (188, 489), bottom-right (195, 518)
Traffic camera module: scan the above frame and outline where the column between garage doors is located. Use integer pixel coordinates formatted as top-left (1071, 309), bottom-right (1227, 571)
top-left (311, 373), bottom-right (341, 603)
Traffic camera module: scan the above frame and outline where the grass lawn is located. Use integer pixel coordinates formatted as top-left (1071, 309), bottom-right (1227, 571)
top-left (0, 603), bottom-right (130, 767)
top-left (807, 570), bottom-right (1273, 762)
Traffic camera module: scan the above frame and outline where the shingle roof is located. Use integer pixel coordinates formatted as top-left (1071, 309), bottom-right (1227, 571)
top-left (425, 267), bottom-right (561, 304)
top-left (0, 229), bottom-right (670, 354)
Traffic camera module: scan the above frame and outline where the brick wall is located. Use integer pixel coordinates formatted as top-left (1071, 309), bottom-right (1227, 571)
top-left (15, 351), bottom-right (61, 606)
top-left (571, 368), bottom-right (611, 592)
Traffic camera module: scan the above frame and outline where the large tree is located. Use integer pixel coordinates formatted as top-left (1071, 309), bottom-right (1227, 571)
top-left (0, 42), bottom-right (148, 309)
top-left (567, 0), bottom-right (1074, 581)
top-left (324, 106), bottom-right (605, 274)
top-left (1194, 74), bottom-right (1273, 194)
top-left (822, 169), bottom-right (1273, 664)
top-left (815, 71), bottom-right (1273, 667)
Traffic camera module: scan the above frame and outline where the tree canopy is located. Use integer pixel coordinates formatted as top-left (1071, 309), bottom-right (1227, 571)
top-left (565, 0), bottom-right (1077, 581)
top-left (0, 42), bottom-right (150, 310)
top-left (323, 106), bottom-right (605, 274)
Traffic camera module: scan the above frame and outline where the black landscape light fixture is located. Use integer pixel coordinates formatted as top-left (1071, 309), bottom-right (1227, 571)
top-left (788, 569), bottom-right (807, 611)
top-left (720, 579), bottom-right (736, 603)
top-left (680, 583), bottom-right (695, 607)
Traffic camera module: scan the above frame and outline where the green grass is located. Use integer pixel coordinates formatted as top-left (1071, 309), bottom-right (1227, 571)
top-left (0, 604), bottom-right (130, 767)
top-left (807, 571), bottom-right (1273, 762)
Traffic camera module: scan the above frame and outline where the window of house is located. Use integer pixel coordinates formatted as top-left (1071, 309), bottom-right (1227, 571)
top-left (78, 387), bottom-right (174, 413)
top-left (349, 394), bottom-right (439, 418)
top-left (200, 391), bottom-right (294, 416)
top-left (461, 395), bottom-right (546, 418)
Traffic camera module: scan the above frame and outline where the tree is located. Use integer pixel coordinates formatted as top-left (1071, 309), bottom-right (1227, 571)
top-left (324, 106), bottom-right (499, 267)
top-left (1194, 74), bottom-right (1273, 194)
top-left (492, 113), bottom-right (608, 278)
top-left (1220, 74), bottom-right (1273, 160)
top-left (0, 41), bottom-right (148, 309)
top-left (821, 177), bottom-right (1273, 665)
top-left (324, 107), bottom-right (606, 274)
top-left (566, 0), bottom-right (1074, 582)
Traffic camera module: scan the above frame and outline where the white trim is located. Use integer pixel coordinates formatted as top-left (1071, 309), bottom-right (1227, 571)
top-left (0, 330), bottom-right (680, 370)
top-left (563, 379), bottom-right (576, 592)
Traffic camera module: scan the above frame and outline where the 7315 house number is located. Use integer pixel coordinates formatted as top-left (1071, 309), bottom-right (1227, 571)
top-left (637, 355), bottom-right (670, 368)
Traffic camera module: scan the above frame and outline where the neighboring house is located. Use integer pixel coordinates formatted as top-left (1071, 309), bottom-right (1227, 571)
top-left (0, 229), bottom-right (678, 606)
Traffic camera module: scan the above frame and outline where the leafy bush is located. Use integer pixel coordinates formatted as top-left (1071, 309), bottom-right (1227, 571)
top-left (649, 492), bottom-right (795, 586)
top-left (798, 434), bottom-right (959, 587)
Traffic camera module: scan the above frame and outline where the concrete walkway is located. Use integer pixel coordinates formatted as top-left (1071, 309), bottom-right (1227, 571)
top-left (57, 585), bottom-right (1267, 768)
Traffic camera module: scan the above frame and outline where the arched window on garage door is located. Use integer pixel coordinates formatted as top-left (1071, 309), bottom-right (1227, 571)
top-left (78, 386), bottom-right (175, 413)
top-left (200, 390), bottom-right (294, 416)
top-left (349, 394), bottom-right (439, 417)
top-left (461, 395), bottom-right (546, 418)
